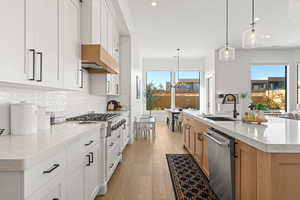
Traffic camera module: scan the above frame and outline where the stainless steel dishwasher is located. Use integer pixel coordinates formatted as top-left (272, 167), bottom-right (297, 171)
top-left (204, 128), bottom-right (235, 200)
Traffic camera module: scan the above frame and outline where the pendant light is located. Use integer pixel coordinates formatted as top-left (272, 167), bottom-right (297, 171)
top-left (242, 0), bottom-right (261, 48)
top-left (219, 0), bottom-right (235, 61)
top-left (172, 48), bottom-right (181, 88)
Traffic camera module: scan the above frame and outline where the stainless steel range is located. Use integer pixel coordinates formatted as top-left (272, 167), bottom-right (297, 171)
top-left (67, 113), bottom-right (126, 136)
top-left (67, 113), bottom-right (129, 194)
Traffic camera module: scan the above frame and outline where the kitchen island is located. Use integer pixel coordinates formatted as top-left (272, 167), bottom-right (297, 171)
top-left (183, 110), bottom-right (300, 200)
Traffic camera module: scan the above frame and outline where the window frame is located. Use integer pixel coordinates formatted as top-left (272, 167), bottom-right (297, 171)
top-left (174, 71), bottom-right (201, 110)
top-left (145, 71), bottom-right (172, 111)
top-left (250, 65), bottom-right (288, 113)
top-left (144, 71), bottom-right (201, 111)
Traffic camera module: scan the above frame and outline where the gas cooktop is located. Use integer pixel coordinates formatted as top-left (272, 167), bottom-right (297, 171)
top-left (67, 113), bottom-right (120, 122)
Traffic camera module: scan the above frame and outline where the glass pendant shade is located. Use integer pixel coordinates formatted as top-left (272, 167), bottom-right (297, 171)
top-left (242, 28), bottom-right (264, 48)
top-left (219, 45), bottom-right (235, 61)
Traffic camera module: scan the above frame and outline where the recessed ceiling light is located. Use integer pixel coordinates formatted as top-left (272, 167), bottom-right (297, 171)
top-left (151, 2), bottom-right (158, 6)
top-left (264, 35), bottom-right (271, 39)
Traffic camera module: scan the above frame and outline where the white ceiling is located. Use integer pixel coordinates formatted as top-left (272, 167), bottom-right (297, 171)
top-left (128, 0), bottom-right (300, 58)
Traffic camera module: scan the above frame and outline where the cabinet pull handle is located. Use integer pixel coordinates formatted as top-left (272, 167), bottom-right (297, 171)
top-left (198, 132), bottom-right (203, 141)
top-left (89, 152), bottom-right (94, 163)
top-left (109, 163), bottom-right (114, 169)
top-left (43, 164), bottom-right (60, 174)
top-left (53, 199), bottom-right (59, 200)
top-left (85, 140), bottom-right (94, 146)
top-left (118, 152), bottom-right (121, 156)
top-left (86, 154), bottom-right (91, 166)
top-left (80, 69), bottom-right (84, 88)
top-left (117, 135), bottom-right (121, 139)
top-left (36, 52), bottom-right (43, 82)
top-left (109, 142), bottom-right (114, 147)
top-left (29, 49), bottom-right (36, 80)
top-left (234, 142), bottom-right (238, 158)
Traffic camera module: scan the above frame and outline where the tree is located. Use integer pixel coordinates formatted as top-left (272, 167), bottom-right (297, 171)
top-left (145, 82), bottom-right (157, 116)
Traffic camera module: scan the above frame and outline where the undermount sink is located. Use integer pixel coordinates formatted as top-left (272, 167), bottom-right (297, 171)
top-left (204, 116), bottom-right (236, 121)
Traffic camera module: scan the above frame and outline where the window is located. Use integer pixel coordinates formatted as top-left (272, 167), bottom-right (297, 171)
top-left (175, 72), bottom-right (200, 109)
top-left (251, 65), bottom-right (287, 113)
top-left (146, 72), bottom-right (171, 110)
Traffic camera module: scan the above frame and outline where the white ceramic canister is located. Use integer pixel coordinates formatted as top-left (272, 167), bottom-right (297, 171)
top-left (10, 102), bottom-right (38, 135)
top-left (38, 106), bottom-right (51, 131)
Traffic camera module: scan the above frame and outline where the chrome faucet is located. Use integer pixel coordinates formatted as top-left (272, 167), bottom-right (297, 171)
top-left (222, 94), bottom-right (239, 118)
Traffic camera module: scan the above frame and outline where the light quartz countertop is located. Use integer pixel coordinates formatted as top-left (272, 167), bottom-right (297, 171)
top-left (0, 122), bottom-right (107, 171)
top-left (184, 110), bottom-right (300, 153)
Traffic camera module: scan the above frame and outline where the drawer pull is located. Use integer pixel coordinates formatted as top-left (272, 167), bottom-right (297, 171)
top-left (43, 164), bottom-right (60, 174)
top-left (117, 135), bottom-right (121, 139)
top-left (109, 163), bottom-right (114, 169)
top-left (89, 152), bottom-right (94, 163)
top-left (86, 154), bottom-right (91, 166)
top-left (198, 132), bottom-right (203, 141)
top-left (53, 199), bottom-right (59, 200)
top-left (109, 142), bottom-right (114, 147)
top-left (85, 140), bottom-right (94, 146)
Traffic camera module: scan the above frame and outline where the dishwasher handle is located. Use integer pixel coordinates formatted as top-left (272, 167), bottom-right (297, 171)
top-left (203, 132), bottom-right (229, 146)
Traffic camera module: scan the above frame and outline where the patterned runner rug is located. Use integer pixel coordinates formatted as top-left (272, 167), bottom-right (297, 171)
top-left (166, 154), bottom-right (218, 200)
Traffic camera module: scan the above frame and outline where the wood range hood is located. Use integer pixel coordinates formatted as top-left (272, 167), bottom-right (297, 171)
top-left (81, 44), bottom-right (119, 74)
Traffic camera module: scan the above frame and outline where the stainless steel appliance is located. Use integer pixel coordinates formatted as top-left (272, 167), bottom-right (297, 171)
top-left (204, 128), bottom-right (235, 200)
top-left (67, 113), bottom-right (126, 137)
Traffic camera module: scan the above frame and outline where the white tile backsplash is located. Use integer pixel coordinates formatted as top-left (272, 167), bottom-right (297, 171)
top-left (0, 86), bottom-right (106, 135)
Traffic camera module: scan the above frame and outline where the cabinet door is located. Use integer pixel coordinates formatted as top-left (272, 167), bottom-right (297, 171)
top-left (194, 131), bottom-right (203, 165)
top-left (28, 0), bottom-right (60, 87)
top-left (112, 24), bottom-right (119, 61)
top-left (107, 10), bottom-right (113, 56)
top-left (235, 141), bottom-right (257, 200)
top-left (189, 127), bottom-right (196, 155)
top-left (28, 176), bottom-right (64, 200)
top-left (85, 145), bottom-right (99, 200)
top-left (67, 163), bottom-right (84, 200)
top-left (101, 0), bottom-right (108, 50)
top-left (62, 0), bottom-right (81, 90)
top-left (183, 124), bottom-right (190, 149)
top-left (202, 136), bottom-right (209, 176)
top-left (0, 0), bottom-right (32, 84)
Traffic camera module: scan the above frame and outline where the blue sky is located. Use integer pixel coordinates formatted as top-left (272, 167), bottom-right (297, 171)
top-left (147, 66), bottom-right (287, 87)
top-left (251, 65), bottom-right (286, 80)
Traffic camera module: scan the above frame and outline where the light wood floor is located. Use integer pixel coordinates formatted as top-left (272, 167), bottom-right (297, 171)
top-left (96, 122), bottom-right (186, 200)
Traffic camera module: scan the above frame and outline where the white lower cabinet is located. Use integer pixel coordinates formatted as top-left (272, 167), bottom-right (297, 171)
top-left (66, 163), bottom-right (84, 200)
top-left (27, 176), bottom-right (64, 200)
top-left (84, 144), bottom-right (99, 200)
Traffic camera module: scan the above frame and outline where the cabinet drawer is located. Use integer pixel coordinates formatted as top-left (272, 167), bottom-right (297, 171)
top-left (107, 140), bottom-right (121, 176)
top-left (24, 151), bottom-right (66, 198)
top-left (82, 131), bottom-right (100, 150)
top-left (107, 129), bottom-right (121, 151)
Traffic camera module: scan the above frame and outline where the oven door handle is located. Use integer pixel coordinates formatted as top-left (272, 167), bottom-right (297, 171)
top-left (203, 132), bottom-right (228, 146)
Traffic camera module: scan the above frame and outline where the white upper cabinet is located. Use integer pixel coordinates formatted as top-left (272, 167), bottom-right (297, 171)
top-left (0, 0), bottom-right (32, 85)
top-left (81, 0), bottom-right (101, 44)
top-left (101, 0), bottom-right (109, 50)
top-left (62, 0), bottom-right (81, 90)
top-left (107, 9), bottom-right (114, 56)
top-left (27, 0), bottom-right (61, 88)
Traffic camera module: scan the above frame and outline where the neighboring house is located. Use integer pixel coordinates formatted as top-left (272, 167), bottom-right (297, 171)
top-left (251, 77), bottom-right (285, 92)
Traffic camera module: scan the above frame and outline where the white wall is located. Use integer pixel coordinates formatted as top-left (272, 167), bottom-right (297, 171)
top-left (0, 84), bottom-right (106, 135)
top-left (211, 48), bottom-right (300, 113)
